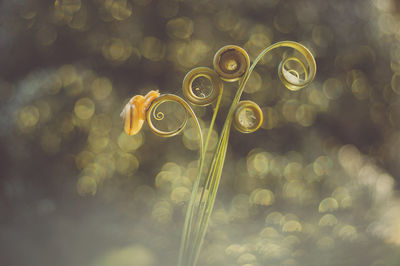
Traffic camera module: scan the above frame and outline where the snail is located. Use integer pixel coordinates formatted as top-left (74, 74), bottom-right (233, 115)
top-left (120, 90), bottom-right (160, 135)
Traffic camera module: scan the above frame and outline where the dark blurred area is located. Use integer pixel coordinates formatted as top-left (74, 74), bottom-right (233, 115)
top-left (1, 0), bottom-right (400, 265)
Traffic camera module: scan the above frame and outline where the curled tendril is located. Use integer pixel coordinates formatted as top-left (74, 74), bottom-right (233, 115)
top-left (153, 110), bottom-right (164, 121)
top-left (233, 100), bottom-right (263, 133)
top-left (183, 67), bottom-right (223, 106)
top-left (232, 41), bottom-right (316, 95)
top-left (146, 94), bottom-right (202, 141)
top-left (270, 41), bottom-right (316, 91)
top-left (288, 69), bottom-right (300, 79)
top-left (213, 45), bottom-right (250, 82)
top-left (278, 55), bottom-right (310, 91)
top-left (156, 41), bottom-right (316, 266)
top-left (225, 41), bottom-right (317, 134)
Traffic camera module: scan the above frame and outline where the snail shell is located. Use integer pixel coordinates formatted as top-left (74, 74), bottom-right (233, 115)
top-left (121, 90), bottom-right (160, 135)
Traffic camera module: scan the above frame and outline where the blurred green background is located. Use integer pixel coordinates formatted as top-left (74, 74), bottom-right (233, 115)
top-left (1, 0), bottom-right (400, 265)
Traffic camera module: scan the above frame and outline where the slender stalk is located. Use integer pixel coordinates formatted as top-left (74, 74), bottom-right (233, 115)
top-left (178, 91), bottom-right (223, 266)
top-left (177, 41), bottom-right (316, 266)
top-left (146, 94), bottom-right (206, 266)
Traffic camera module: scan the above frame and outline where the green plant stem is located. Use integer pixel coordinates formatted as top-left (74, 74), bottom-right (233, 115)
top-left (178, 41), bottom-right (316, 266)
top-left (178, 90), bottom-right (223, 266)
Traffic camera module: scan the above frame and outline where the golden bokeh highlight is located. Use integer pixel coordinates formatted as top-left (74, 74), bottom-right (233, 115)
top-left (332, 187), bottom-right (352, 209)
top-left (296, 104), bottom-right (316, 127)
top-left (336, 224), bottom-right (358, 241)
top-left (141, 37), bottom-right (166, 62)
top-left (282, 99), bottom-right (300, 123)
top-left (323, 78), bottom-right (343, 100)
top-left (318, 197), bottom-right (339, 213)
top-left (250, 189), bottom-right (275, 206)
top-left (17, 105), bottom-right (40, 130)
top-left (265, 211), bottom-right (283, 225)
top-left (91, 114), bottom-right (112, 136)
top-left (155, 163), bottom-right (185, 191)
top-left (261, 107), bottom-right (279, 130)
top-left (237, 253), bottom-right (257, 264)
top-left (74, 97), bottom-right (95, 120)
top-left (88, 133), bottom-right (109, 153)
top-left (282, 180), bottom-right (307, 203)
top-left (155, 171), bottom-right (179, 190)
top-left (259, 226), bottom-right (280, 238)
top-left (215, 9), bottom-right (235, 32)
top-left (225, 244), bottom-right (243, 257)
top-left (283, 162), bottom-right (302, 180)
top-left (54, 0), bottom-right (81, 14)
top-left (91, 77), bottom-right (113, 100)
top-left (59, 65), bottom-right (78, 89)
top-left (166, 17), bottom-right (194, 40)
top-left (115, 152), bottom-right (139, 176)
top-left (152, 200), bottom-right (173, 224)
top-left (319, 214), bottom-right (338, 227)
top-left (77, 175), bottom-right (97, 196)
top-left (346, 70), bottom-right (370, 100)
top-left (308, 83), bottom-right (329, 111)
top-left (7, 1), bottom-right (400, 265)
top-left (68, 4), bottom-right (88, 31)
top-left (176, 40), bottom-right (210, 68)
top-left (247, 149), bottom-right (271, 177)
top-left (282, 220), bottom-right (302, 233)
top-left (75, 150), bottom-right (95, 170)
top-left (170, 186), bottom-right (191, 204)
top-left (102, 38), bottom-right (133, 63)
top-left (96, 245), bottom-right (156, 266)
top-left (183, 123), bottom-right (201, 151)
top-left (109, 0), bottom-right (132, 21)
top-left (118, 131), bottom-right (144, 152)
top-left (313, 156), bottom-right (333, 177)
top-left (338, 144), bottom-right (362, 175)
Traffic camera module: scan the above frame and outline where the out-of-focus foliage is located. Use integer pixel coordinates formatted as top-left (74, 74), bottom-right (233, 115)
top-left (1, 0), bottom-right (400, 265)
